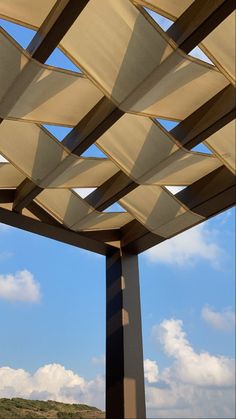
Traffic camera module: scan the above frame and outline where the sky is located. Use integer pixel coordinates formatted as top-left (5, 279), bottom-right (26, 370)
top-left (0, 9), bottom-right (235, 419)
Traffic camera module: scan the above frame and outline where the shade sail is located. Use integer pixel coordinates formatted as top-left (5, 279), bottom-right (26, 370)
top-left (0, 0), bottom-right (235, 253)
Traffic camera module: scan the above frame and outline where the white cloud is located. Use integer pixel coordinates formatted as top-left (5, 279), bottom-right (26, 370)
top-left (0, 363), bottom-right (104, 410)
top-left (0, 270), bottom-right (41, 302)
top-left (144, 359), bottom-right (159, 383)
top-left (145, 223), bottom-right (223, 268)
top-left (153, 319), bottom-right (235, 387)
top-left (202, 306), bottom-right (235, 332)
top-left (147, 319), bottom-right (235, 418)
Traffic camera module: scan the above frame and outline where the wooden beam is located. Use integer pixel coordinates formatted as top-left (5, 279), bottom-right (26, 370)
top-left (0, 206), bottom-right (114, 255)
top-left (167, 0), bottom-right (235, 54)
top-left (85, 171), bottom-right (137, 211)
top-left (9, 0), bottom-right (236, 216)
top-left (62, 97), bottom-right (124, 156)
top-left (172, 84), bottom-right (236, 150)
top-left (121, 167), bottom-right (236, 253)
top-left (13, 98), bottom-right (124, 212)
top-left (84, 85), bottom-right (235, 211)
top-left (0, 189), bottom-right (15, 203)
top-left (106, 248), bottom-right (146, 418)
top-left (27, 0), bottom-right (90, 63)
top-left (13, 180), bottom-right (43, 212)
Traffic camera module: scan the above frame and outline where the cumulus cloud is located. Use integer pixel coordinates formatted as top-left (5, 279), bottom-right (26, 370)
top-left (0, 270), bottom-right (41, 302)
top-left (0, 363), bottom-right (104, 410)
top-left (153, 319), bottom-right (235, 387)
top-left (147, 319), bottom-right (235, 418)
top-left (144, 359), bottom-right (159, 384)
top-left (145, 223), bottom-right (223, 268)
top-left (202, 306), bottom-right (235, 332)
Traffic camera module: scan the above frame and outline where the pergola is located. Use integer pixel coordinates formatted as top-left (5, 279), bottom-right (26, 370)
top-left (0, 0), bottom-right (235, 418)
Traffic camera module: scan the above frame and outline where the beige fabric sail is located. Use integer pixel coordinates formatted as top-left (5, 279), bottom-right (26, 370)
top-left (97, 114), bottom-right (222, 184)
top-left (0, 120), bottom-right (119, 188)
top-left (0, 0), bottom-right (56, 28)
top-left (0, 31), bottom-right (104, 125)
top-left (0, 0), bottom-right (234, 240)
top-left (119, 185), bottom-right (203, 237)
top-left (205, 120), bottom-right (236, 174)
top-left (132, 0), bottom-right (194, 20)
top-left (0, 163), bottom-right (24, 187)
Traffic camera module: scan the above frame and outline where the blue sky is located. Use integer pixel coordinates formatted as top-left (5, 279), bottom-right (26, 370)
top-left (0, 14), bottom-right (235, 419)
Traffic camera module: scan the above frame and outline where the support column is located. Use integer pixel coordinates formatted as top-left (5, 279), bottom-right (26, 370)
top-left (106, 247), bottom-right (146, 419)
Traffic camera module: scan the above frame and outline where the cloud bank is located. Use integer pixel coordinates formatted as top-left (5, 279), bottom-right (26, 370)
top-left (0, 363), bottom-right (104, 410)
top-left (1, 319), bottom-right (234, 418)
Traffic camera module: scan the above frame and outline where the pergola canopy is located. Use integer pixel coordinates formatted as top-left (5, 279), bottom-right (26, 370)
top-left (0, 0), bottom-right (235, 256)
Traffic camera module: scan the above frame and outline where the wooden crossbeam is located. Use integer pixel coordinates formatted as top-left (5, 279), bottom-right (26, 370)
top-left (27, 0), bottom-right (90, 62)
top-left (167, 0), bottom-right (235, 54)
top-left (12, 0), bottom-right (234, 213)
top-left (121, 166), bottom-right (236, 253)
top-left (84, 85), bottom-right (235, 211)
top-left (0, 205), bottom-right (115, 255)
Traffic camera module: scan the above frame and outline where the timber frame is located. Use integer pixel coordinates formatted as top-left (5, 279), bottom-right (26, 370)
top-left (0, 0), bottom-right (235, 418)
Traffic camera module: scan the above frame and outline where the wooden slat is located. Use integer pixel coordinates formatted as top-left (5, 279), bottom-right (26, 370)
top-left (167, 0), bottom-right (235, 53)
top-left (27, 0), bottom-right (90, 63)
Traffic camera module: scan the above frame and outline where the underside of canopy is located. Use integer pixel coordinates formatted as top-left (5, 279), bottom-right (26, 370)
top-left (0, 0), bottom-right (235, 256)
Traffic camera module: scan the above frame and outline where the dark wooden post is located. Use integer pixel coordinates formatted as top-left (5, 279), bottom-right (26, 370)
top-left (106, 247), bottom-right (146, 419)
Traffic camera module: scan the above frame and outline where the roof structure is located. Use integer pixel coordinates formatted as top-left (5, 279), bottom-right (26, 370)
top-left (0, 0), bottom-right (235, 256)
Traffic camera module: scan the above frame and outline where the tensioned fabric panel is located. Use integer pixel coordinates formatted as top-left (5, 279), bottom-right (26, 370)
top-left (72, 211), bottom-right (133, 232)
top-left (134, 1), bottom-right (235, 84)
top-left (61, 0), bottom-right (174, 103)
top-left (0, 163), bottom-right (24, 187)
top-left (205, 120), bottom-right (236, 174)
top-left (119, 185), bottom-right (203, 237)
top-left (60, 0), bottom-right (228, 120)
top-left (49, 159), bottom-right (119, 188)
top-left (132, 0), bottom-right (194, 20)
top-left (36, 188), bottom-right (133, 231)
top-left (0, 120), bottom-right (120, 188)
top-left (0, 31), bottom-right (103, 125)
top-left (0, 0), bottom-right (56, 28)
top-left (0, 31), bottom-right (29, 103)
top-left (0, 158), bottom-right (119, 189)
top-left (97, 114), bottom-right (222, 184)
top-left (0, 0), bottom-right (234, 243)
top-left (0, 2), bottom-right (229, 121)
top-left (120, 54), bottom-right (229, 119)
top-left (200, 12), bottom-right (236, 84)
